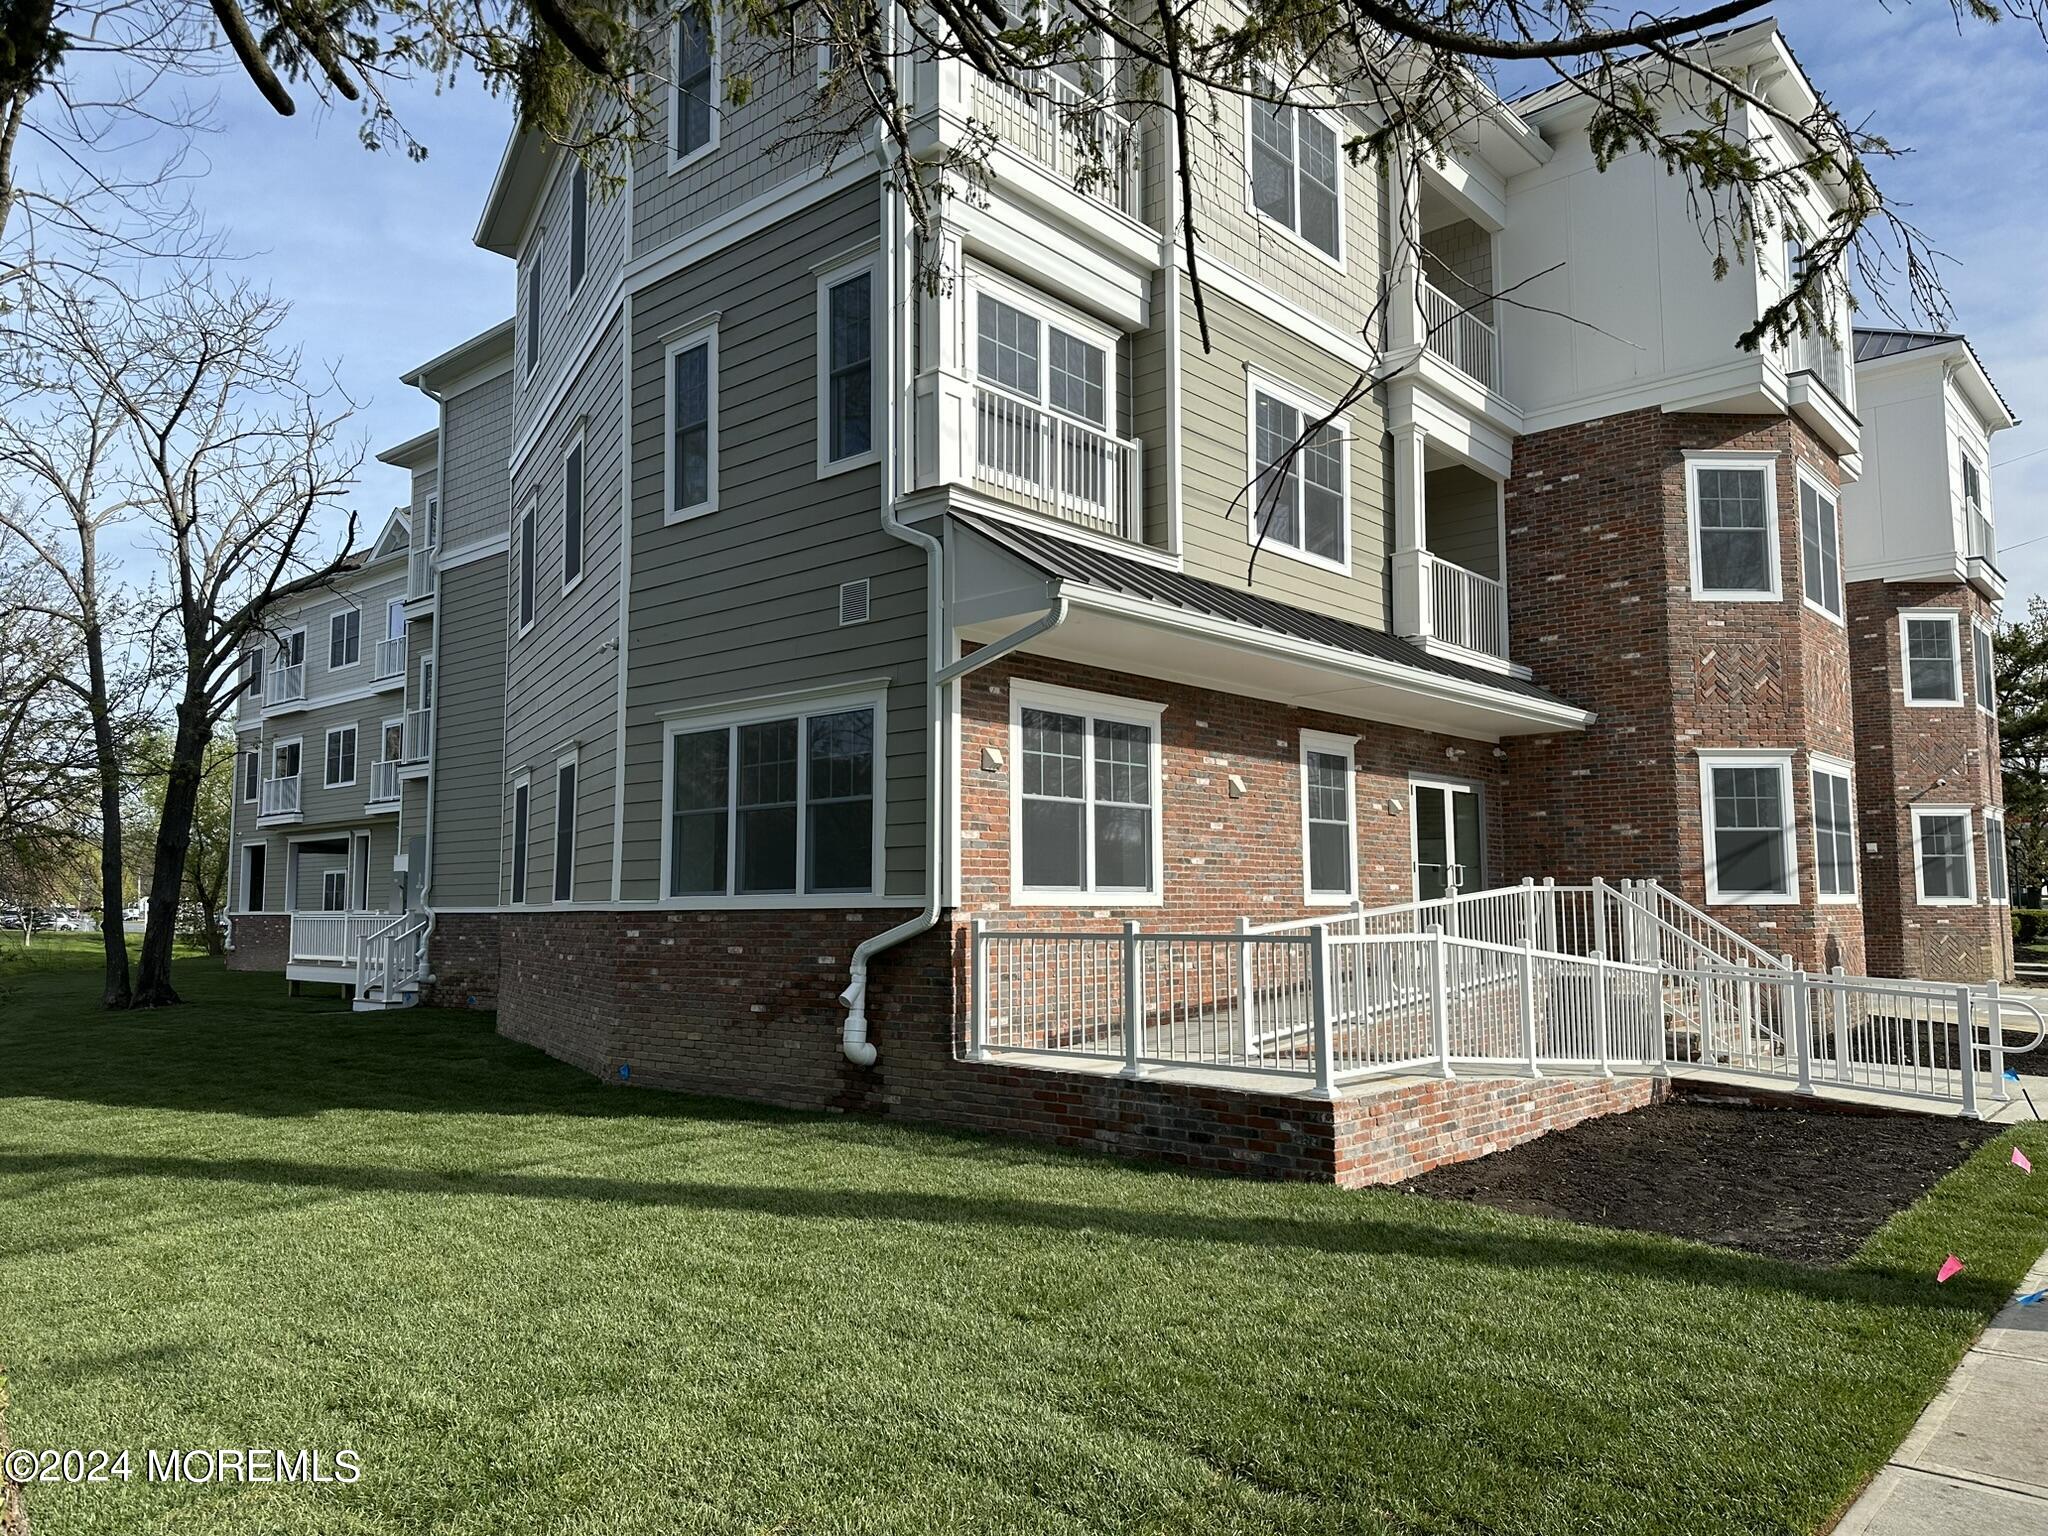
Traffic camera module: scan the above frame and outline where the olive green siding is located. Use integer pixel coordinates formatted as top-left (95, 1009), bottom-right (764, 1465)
top-left (1425, 464), bottom-right (1501, 581)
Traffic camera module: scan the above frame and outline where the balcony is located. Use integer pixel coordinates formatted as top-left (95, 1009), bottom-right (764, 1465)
top-left (1782, 325), bottom-right (1849, 403)
top-left (970, 68), bottom-right (1140, 220)
top-left (407, 546), bottom-right (437, 603)
top-left (1968, 504), bottom-right (1997, 567)
top-left (368, 758), bottom-right (402, 807)
top-left (1393, 550), bottom-right (1509, 664)
top-left (404, 706), bottom-right (433, 763)
top-left (967, 387), bottom-right (1143, 545)
top-left (1419, 276), bottom-right (1500, 395)
top-left (258, 775), bottom-right (301, 820)
top-left (267, 662), bottom-right (306, 704)
top-left (373, 634), bottom-right (406, 682)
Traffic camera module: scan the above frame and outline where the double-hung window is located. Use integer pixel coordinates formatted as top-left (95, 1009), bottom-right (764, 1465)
top-left (525, 258), bottom-right (541, 379)
top-left (1250, 381), bottom-right (1346, 568)
top-left (1688, 458), bottom-right (1778, 598)
top-left (1912, 806), bottom-right (1975, 905)
top-left (1246, 87), bottom-right (1340, 260)
top-left (671, 10), bottom-right (718, 165)
top-left (329, 608), bottom-right (361, 669)
top-left (563, 438), bottom-right (585, 589)
top-left (510, 776), bottom-right (531, 904)
top-left (664, 696), bottom-right (881, 899)
top-left (971, 287), bottom-right (1119, 527)
top-left (324, 725), bottom-right (357, 788)
top-left (1797, 473), bottom-right (1842, 620)
top-left (1811, 759), bottom-right (1856, 901)
top-left (553, 756), bottom-right (577, 902)
top-left (666, 329), bottom-right (716, 520)
top-left (1973, 620), bottom-right (1996, 714)
top-left (517, 499), bottom-right (537, 632)
top-left (240, 748), bottom-right (259, 804)
top-left (1302, 732), bottom-right (1357, 902)
top-left (1013, 685), bottom-right (1161, 902)
top-left (1987, 808), bottom-right (2010, 904)
top-left (818, 259), bottom-right (875, 472)
top-left (322, 869), bottom-right (348, 912)
top-left (1901, 610), bottom-right (1961, 705)
top-left (1699, 752), bottom-right (1797, 904)
top-left (568, 161), bottom-right (588, 293)
top-left (241, 649), bottom-right (262, 701)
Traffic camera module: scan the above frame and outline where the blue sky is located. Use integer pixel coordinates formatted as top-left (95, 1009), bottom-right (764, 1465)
top-left (54, 3), bottom-right (2048, 606)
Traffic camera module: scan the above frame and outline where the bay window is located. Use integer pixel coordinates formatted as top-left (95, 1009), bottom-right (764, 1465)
top-left (1811, 760), bottom-right (1856, 900)
top-left (1987, 808), bottom-right (2010, 904)
top-left (1901, 610), bottom-right (1961, 705)
top-left (1973, 620), bottom-right (1996, 714)
top-left (1798, 474), bottom-right (1842, 620)
top-left (1912, 806), bottom-right (1975, 905)
top-left (1688, 458), bottom-right (1779, 599)
top-left (1699, 752), bottom-right (1797, 904)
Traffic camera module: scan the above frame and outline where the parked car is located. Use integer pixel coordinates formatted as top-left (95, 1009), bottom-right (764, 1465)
top-left (43, 908), bottom-right (86, 932)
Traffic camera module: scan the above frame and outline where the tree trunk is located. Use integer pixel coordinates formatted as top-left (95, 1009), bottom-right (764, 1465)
top-left (81, 553), bottom-right (128, 1007)
top-left (130, 693), bottom-right (209, 1007)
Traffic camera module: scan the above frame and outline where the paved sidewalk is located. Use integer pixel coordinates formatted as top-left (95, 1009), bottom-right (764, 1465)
top-left (1835, 1249), bottom-right (2048, 1535)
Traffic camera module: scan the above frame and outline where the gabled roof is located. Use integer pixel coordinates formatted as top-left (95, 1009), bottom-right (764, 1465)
top-left (375, 428), bottom-right (438, 470)
top-left (367, 509), bottom-right (412, 565)
top-left (1853, 326), bottom-right (2018, 430)
top-left (955, 513), bottom-right (1580, 711)
top-left (401, 319), bottom-right (516, 393)
top-left (475, 127), bottom-right (554, 258)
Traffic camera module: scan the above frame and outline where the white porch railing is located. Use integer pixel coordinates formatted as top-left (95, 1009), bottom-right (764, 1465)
top-left (1423, 551), bottom-right (1507, 660)
top-left (267, 662), bottom-right (306, 703)
top-left (404, 706), bottom-right (433, 762)
top-left (1968, 505), bottom-right (1997, 567)
top-left (971, 385), bottom-right (1143, 542)
top-left (368, 758), bottom-right (402, 805)
top-left (407, 547), bottom-right (437, 602)
top-left (258, 775), bottom-right (301, 818)
top-left (1783, 326), bottom-right (1849, 402)
top-left (1419, 275), bottom-right (1500, 393)
top-left (356, 910), bottom-right (429, 1001)
top-left (970, 68), bottom-right (1140, 218)
top-left (289, 909), bottom-right (402, 965)
top-left (373, 634), bottom-right (407, 681)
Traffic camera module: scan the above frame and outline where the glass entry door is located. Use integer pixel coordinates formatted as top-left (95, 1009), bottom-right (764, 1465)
top-left (1413, 781), bottom-right (1485, 901)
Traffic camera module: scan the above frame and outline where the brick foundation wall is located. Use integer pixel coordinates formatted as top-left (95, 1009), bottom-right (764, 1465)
top-left (425, 912), bottom-right (503, 1010)
top-left (1499, 407), bottom-right (1864, 972)
top-left (225, 913), bottom-right (288, 972)
top-left (1847, 578), bottom-right (2010, 982)
top-left (1334, 1072), bottom-right (1668, 1184)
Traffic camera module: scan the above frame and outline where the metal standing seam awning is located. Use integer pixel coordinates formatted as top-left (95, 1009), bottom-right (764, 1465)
top-left (945, 512), bottom-right (1594, 743)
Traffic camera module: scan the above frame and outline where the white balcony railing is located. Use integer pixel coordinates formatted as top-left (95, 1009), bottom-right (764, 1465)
top-left (368, 758), bottom-right (402, 805)
top-left (971, 386), bottom-right (1143, 543)
top-left (971, 68), bottom-right (1140, 218)
top-left (259, 775), bottom-right (301, 818)
top-left (1968, 505), bottom-right (1997, 567)
top-left (407, 546), bottom-right (437, 602)
top-left (373, 634), bottom-right (406, 681)
top-left (1783, 326), bottom-right (1849, 403)
top-left (404, 706), bottom-right (433, 763)
top-left (1395, 549), bottom-right (1508, 662)
top-left (267, 662), bottom-right (306, 704)
top-left (290, 910), bottom-right (402, 965)
top-left (1419, 276), bottom-right (1500, 394)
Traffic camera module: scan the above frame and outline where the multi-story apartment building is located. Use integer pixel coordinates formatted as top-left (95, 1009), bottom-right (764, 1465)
top-left (226, 17), bottom-right (2024, 1181)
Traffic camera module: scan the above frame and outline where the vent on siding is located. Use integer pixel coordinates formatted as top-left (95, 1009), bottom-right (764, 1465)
top-left (838, 578), bottom-right (871, 627)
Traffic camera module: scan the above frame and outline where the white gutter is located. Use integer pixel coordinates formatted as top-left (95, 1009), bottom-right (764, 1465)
top-left (836, 37), bottom-right (1067, 1066)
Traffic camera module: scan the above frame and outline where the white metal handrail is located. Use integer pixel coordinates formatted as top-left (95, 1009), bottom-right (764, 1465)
top-left (290, 909), bottom-right (402, 965)
top-left (407, 547), bottom-right (437, 602)
top-left (404, 706), bottom-right (433, 762)
top-left (267, 662), bottom-right (306, 703)
top-left (356, 910), bottom-right (429, 1001)
top-left (1419, 275), bottom-right (1499, 392)
top-left (1419, 550), bottom-right (1508, 660)
top-left (970, 68), bottom-right (1140, 217)
top-left (971, 385), bottom-right (1142, 542)
top-left (373, 634), bottom-right (407, 681)
top-left (258, 775), bottom-right (300, 817)
top-left (368, 758), bottom-right (402, 805)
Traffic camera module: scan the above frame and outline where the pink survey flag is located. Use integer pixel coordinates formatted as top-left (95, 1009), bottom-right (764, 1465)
top-left (1937, 1255), bottom-right (1965, 1284)
top-left (2015, 1147), bottom-right (2035, 1174)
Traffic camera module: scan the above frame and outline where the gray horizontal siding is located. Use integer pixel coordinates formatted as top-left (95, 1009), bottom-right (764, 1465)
top-left (427, 556), bottom-right (510, 907)
top-left (440, 372), bottom-right (515, 550)
top-left (515, 141), bottom-right (629, 438)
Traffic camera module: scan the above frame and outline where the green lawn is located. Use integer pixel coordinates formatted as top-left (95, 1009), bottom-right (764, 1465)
top-left (3, 942), bottom-right (2046, 1536)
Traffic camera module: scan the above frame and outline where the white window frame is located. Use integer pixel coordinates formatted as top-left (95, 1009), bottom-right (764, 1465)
top-left (1794, 464), bottom-right (1844, 625)
top-left (1697, 749), bottom-right (1799, 906)
top-left (275, 625), bottom-right (307, 682)
top-left (510, 773), bottom-right (532, 906)
top-left (1241, 80), bottom-right (1345, 269)
top-left (967, 269), bottom-right (1119, 428)
top-left (516, 496), bottom-right (537, 637)
top-left (663, 324), bottom-right (719, 524)
top-left (1900, 607), bottom-right (1963, 708)
top-left (552, 750), bottom-right (578, 904)
top-left (657, 683), bottom-right (890, 908)
top-left (423, 494), bottom-right (440, 548)
top-left (323, 724), bottom-right (358, 789)
top-left (239, 842), bottom-right (267, 913)
top-left (271, 734), bottom-right (303, 784)
top-left (816, 250), bottom-right (880, 477)
top-left (1008, 679), bottom-right (1166, 908)
top-left (240, 746), bottom-right (260, 805)
top-left (1910, 804), bottom-right (1977, 906)
top-left (1986, 807), bottom-right (2010, 905)
top-left (568, 159), bottom-right (588, 294)
top-left (1809, 753), bottom-right (1858, 905)
top-left (562, 430), bottom-right (586, 594)
top-left (240, 648), bottom-right (262, 702)
top-left (379, 715), bottom-right (404, 765)
top-left (1685, 452), bottom-right (1782, 602)
top-left (1244, 367), bottom-right (1351, 576)
top-left (667, 9), bottom-right (722, 173)
top-left (327, 607), bottom-right (361, 670)
top-left (1300, 729), bottom-right (1359, 905)
top-left (321, 868), bottom-right (349, 913)
top-left (1973, 618), bottom-right (1997, 716)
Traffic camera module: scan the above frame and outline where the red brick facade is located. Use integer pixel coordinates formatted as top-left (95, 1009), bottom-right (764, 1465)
top-left (1500, 407), bottom-right (1865, 972)
top-left (1847, 577), bottom-right (2011, 981)
top-left (423, 912), bottom-right (503, 1010)
top-left (225, 913), bottom-right (288, 972)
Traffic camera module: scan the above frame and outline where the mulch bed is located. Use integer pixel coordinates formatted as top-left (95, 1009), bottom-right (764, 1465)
top-left (1398, 1098), bottom-right (2002, 1265)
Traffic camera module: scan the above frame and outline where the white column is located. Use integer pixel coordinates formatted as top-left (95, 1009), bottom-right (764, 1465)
top-left (1391, 423), bottom-right (1430, 643)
